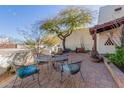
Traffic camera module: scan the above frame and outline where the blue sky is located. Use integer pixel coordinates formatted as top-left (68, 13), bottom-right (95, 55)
top-left (0, 5), bottom-right (102, 40)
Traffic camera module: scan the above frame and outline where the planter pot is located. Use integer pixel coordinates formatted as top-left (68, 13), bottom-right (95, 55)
top-left (76, 48), bottom-right (85, 53)
top-left (91, 54), bottom-right (104, 63)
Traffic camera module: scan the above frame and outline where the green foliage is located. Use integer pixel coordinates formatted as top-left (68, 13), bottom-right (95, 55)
top-left (6, 65), bottom-right (16, 75)
top-left (40, 6), bottom-right (93, 50)
top-left (42, 35), bottom-right (60, 47)
top-left (24, 39), bottom-right (38, 54)
top-left (20, 23), bottom-right (46, 54)
top-left (24, 39), bottom-right (36, 49)
top-left (107, 47), bottom-right (124, 67)
top-left (40, 7), bottom-right (93, 40)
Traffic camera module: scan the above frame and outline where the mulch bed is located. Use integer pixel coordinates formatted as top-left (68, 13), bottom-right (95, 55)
top-left (114, 64), bottom-right (124, 73)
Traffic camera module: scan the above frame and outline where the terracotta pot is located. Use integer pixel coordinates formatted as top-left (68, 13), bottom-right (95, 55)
top-left (76, 48), bottom-right (85, 53)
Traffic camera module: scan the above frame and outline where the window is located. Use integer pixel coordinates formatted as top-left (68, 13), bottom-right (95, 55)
top-left (114, 7), bottom-right (122, 12)
top-left (104, 38), bottom-right (114, 46)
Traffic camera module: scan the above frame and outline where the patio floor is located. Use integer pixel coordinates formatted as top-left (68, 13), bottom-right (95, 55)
top-left (0, 53), bottom-right (118, 88)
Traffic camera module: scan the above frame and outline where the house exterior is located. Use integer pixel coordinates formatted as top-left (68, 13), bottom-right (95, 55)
top-left (62, 28), bottom-right (93, 51)
top-left (90, 5), bottom-right (124, 54)
top-left (0, 37), bottom-right (10, 44)
top-left (98, 5), bottom-right (124, 24)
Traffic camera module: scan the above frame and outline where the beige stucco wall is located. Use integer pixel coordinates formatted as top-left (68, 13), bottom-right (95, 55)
top-left (96, 5), bottom-right (124, 54)
top-left (98, 5), bottom-right (124, 24)
top-left (63, 28), bottom-right (93, 51)
top-left (97, 25), bottom-right (123, 54)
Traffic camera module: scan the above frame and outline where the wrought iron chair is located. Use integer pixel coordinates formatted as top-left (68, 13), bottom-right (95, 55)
top-left (12, 52), bottom-right (41, 88)
top-left (34, 54), bottom-right (50, 74)
top-left (52, 54), bottom-right (69, 71)
top-left (60, 61), bottom-right (84, 83)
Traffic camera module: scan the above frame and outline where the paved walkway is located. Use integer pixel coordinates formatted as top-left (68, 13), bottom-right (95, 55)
top-left (0, 53), bottom-right (118, 88)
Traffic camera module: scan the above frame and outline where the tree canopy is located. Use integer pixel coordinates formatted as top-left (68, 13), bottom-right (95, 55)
top-left (42, 35), bottom-right (60, 47)
top-left (40, 6), bottom-right (93, 50)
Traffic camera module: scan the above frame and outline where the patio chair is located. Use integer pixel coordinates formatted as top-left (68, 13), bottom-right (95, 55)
top-left (60, 61), bottom-right (84, 83)
top-left (52, 54), bottom-right (69, 71)
top-left (34, 54), bottom-right (50, 73)
top-left (12, 52), bottom-right (41, 88)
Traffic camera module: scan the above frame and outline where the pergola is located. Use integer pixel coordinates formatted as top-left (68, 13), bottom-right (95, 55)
top-left (90, 16), bottom-right (124, 35)
top-left (89, 16), bottom-right (124, 57)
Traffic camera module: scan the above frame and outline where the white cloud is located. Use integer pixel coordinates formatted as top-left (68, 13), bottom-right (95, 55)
top-left (12, 12), bottom-right (17, 16)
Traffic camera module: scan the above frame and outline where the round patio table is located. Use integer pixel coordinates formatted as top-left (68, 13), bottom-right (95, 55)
top-left (35, 54), bottom-right (68, 74)
top-left (35, 54), bottom-right (68, 63)
top-left (35, 55), bottom-right (52, 63)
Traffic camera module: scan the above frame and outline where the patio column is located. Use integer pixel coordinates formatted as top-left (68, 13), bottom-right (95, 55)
top-left (91, 29), bottom-right (99, 58)
top-left (121, 25), bottom-right (124, 47)
top-left (94, 29), bottom-right (97, 52)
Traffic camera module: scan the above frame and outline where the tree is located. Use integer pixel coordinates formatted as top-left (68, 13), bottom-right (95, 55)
top-left (42, 35), bottom-right (60, 47)
top-left (40, 6), bottom-right (93, 51)
top-left (19, 22), bottom-right (46, 55)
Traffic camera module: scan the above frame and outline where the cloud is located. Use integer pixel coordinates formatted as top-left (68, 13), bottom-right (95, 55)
top-left (7, 8), bottom-right (17, 16)
top-left (12, 12), bottom-right (17, 16)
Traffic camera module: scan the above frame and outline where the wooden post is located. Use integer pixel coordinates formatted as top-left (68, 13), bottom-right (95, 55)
top-left (94, 29), bottom-right (97, 52)
top-left (121, 25), bottom-right (124, 47)
top-left (91, 29), bottom-right (99, 58)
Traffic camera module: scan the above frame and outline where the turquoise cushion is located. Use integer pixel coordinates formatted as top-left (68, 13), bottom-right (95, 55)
top-left (62, 64), bottom-right (80, 74)
top-left (17, 65), bottom-right (39, 78)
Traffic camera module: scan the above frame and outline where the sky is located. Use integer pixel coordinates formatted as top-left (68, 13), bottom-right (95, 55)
top-left (0, 5), bottom-right (103, 40)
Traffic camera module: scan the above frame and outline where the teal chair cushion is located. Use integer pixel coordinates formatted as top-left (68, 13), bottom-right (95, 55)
top-left (17, 65), bottom-right (39, 78)
top-left (62, 64), bottom-right (80, 74)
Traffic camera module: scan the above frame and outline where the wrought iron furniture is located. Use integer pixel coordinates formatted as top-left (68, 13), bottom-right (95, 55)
top-left (34, 54), bottom-right (69, 78)
top-left (34, 55), bottom-right (52, 74)
top-left (51, 54), bottom-right (69, 71)
top-left (12, 52), bottom-right (41, 88)
top-left (60, 61), bottom-right (84, 83)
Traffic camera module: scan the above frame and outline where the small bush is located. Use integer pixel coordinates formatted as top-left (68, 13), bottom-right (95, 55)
top-left (107, 47), bottom-right (124, 68)
top-left (6, 65), bottom-right (16, 75)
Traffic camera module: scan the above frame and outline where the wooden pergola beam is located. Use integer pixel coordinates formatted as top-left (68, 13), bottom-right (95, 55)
top-left (90, 16), bottom-right (124, 35)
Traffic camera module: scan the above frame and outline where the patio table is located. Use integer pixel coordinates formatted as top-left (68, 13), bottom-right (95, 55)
top-left (35, 54), bottom-right (68, 64)
top-left (52, 55), bottom-right (68, 62)
top-left (35, 55), bottom-right (52, 63)
top-left (35, 54), bottom-right (68, 74)
top-left (36, 54), bottom-right (68, 61)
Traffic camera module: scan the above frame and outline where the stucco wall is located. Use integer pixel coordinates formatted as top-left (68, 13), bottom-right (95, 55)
top-left (98, 5), bottom-right (124, 24)
top-left (97, 25), bottom-right (123, 54)
top-left (64, 28), bottom-right (93, 51)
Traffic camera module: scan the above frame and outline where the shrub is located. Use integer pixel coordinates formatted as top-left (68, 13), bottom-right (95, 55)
top-left (107, 47), bottom-right (124, 68)
top-left (6, 65), bottom-right (16, 75)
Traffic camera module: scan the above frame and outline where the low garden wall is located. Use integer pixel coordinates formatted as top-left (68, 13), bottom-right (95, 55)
top-left (0, 67), bottom-right (6, 76)
top-left (104, 57), bottom-right (124, 88)
top-left (0, 49), bottom-right (32, 76)
top-left (0, 44), bottom-right (17, 49)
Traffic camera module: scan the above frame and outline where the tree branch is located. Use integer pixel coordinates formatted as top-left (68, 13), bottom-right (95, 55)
top-left (64, 28), bottom-right (73, 38)
top-left (58, 34), bottom-right (64, 40)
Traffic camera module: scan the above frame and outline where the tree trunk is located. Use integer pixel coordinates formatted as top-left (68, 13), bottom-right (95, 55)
top-left (62, 38), bottom-right (66, 51)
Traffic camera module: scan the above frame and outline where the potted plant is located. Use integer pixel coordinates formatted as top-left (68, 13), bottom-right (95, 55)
top-left (76, 43), bottom-right (85, 53)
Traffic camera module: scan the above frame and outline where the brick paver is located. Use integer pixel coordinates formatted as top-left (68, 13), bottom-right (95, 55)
top-left (0, 53), bottom-right (118, 88)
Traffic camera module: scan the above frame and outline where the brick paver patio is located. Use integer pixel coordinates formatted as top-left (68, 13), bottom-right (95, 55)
top-left (0, 53), bottom-right (118, 88)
